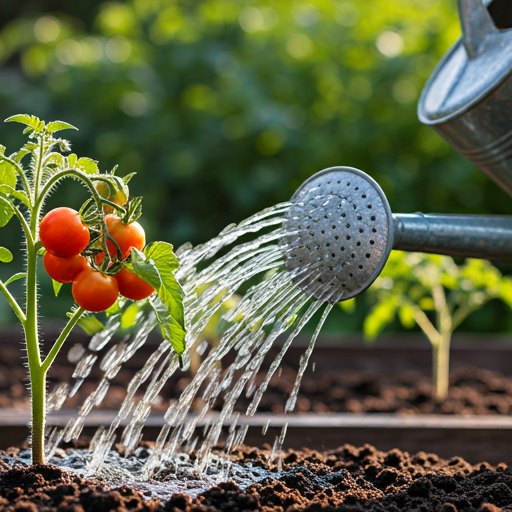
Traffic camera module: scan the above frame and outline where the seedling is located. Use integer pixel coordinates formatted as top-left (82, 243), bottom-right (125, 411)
top-left (363, 251), bottom-right (512, 401)
top-left (0, 115), bottom-right (186, 464)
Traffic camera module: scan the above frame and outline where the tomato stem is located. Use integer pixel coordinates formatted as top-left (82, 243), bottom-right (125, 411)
top-left (41, 307), bottom-right (85, 373)
top-left (25, 232), bottom-right (44, 464)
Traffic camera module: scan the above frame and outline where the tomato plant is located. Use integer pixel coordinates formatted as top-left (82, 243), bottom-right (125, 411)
top-left (0, 114), bottom-right (186, 465)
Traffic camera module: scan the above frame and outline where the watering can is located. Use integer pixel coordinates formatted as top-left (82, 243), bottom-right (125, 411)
top-left (284, 0), bottom-right (512, 304)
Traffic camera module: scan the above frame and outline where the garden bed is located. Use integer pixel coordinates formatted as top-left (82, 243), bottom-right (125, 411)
top-left (1, 442), bottom-right (512, 511)
top-left (2, 332), bottom-right (512, 464)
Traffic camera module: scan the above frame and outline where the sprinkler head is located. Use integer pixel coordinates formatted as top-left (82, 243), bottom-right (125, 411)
top-left (283, 166), bottom-right (394, 304)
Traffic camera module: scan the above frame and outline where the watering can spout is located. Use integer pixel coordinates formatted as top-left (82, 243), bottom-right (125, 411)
top-left (285, 167), bottom-right (512, 304)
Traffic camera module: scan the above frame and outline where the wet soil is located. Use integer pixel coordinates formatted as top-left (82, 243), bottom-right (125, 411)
top-left (2, 443), bottom-right (512, 511)
top-left (3, 338), bottom-right (512, 415)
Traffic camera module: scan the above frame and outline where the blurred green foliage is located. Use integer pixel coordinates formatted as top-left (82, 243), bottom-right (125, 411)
top-left (365, 252), bottom-right (512, 341)
top-left (0, 0), bottom-right (511, 330)
top-left (363, 251), bottom-right (512, 397)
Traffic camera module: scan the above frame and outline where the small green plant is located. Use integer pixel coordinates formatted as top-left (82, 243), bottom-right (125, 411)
top-left (0, 115), bottom-right (186, 464)
top-left (363, 251), bottom-right (512, 401)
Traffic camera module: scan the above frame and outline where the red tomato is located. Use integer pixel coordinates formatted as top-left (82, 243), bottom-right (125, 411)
top-left (44, 252), bottom-right (88, 283)
top-left (40, 207), bottom-right (90, 257)
top-left (100, 215), bottom-right (145, 260)
top-left (115, 267), bottom-right (155, 301)
top-left (72, 267), bottom-right (119, 312)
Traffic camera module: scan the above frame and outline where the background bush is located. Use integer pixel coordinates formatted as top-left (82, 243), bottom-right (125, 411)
top-left (1, 0), bottom-right (511, 333)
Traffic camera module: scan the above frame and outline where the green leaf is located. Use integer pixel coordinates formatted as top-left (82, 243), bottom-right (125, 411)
top-left (339, 297), bottom-right (356, 313)
top-left (5, 114), bottom-right (42, 130)
top-left (46, 121), bottom-right (78, 134)
top-left (121, 303), bottom-right (142, 329)
top-left (68, 313), bottom-right (104, 336)
top-left (0, 160), bottom-right (16, 188)
top-left (0, 145), bottom-right (5, 155)
top-left (144, 241), bottom-right (185, 354)
top-left (0, 200), bottom-right (14, 227)
top-left (150, 297), bottom-right (186, 355)
top-left (45, 152), bottom-right (64, 168)
top-left (106, 298), bottom-right (122, 317)
top-left (53, 279), bottom-right (63, 297)
top-left (5, 272), bottom-right (25, 285)
top-left (499, 278), bottom-right (512, 310)
top-left (0, 186), bottom-right (30, 207)
top-left (68, 154), bottom-right (77, 168)
top-left (0, 247), bottom-right (13, 263)
top-left (363, 299), bottom-right (397, 340)
top-left (76, 157), bottom-right (99, 174)
top-left (145, 241), bottom-right (180, 272)
top-left (398, 303), bottom-right (415, 329)
top-left (126, 247), bottom-right (162, 289)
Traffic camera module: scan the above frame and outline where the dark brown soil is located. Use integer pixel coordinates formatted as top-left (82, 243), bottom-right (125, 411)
top-left (2, 443), bottom-right (512, 511)
top-left (3, 338), bottom-right (512, 415)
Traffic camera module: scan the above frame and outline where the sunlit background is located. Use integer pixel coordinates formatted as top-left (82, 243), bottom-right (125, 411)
top-left (1, 0), bottom-right (512, 334)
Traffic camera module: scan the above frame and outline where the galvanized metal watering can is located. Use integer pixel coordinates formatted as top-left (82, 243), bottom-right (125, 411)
top-left (284, 0), bottom-right (512, 304)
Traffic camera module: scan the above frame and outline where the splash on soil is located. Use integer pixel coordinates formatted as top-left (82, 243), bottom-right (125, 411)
top-left (2, 443), bottom-right (512, 511)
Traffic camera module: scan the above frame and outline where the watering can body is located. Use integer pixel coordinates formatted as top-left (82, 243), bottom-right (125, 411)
top-left (418, 0), bottom-right (512, 197)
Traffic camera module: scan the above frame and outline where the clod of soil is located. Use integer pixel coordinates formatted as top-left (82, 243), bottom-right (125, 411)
top-left (2, 443), bottom-right (512, 511)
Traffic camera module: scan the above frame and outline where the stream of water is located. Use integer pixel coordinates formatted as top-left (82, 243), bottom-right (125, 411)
top-left (42, 201), bottom-right (340, 497)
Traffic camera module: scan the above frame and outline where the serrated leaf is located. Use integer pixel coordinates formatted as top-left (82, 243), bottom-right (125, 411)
top-left (73, 314), bottom-right (104, 336)
top-left (0, 247), bottom-right (13, 262)
top-left (0, 186), bottom-right (30, 207)
top-left (68, 154), bottom-right (77, 168)
top-left (0, 145), bottom-right (5, 155)
top-left (5, 272), bottom-right (25, 285)
top-left (5, 114), bottom-right (41, 129)
top-left (126, 247), bottom-right (162, 289)
top-left (0, 200), bottom-right (14, 227)
top-left (46, 121), bottom-right (78, 134)
top-left (53, 279), bottom-right (63, 297)
top-left (144, 241), bottom-right (185, 354)
top-left (76, 157), bottom-right (99, 174)
top-left (0, 160), bottom-right (16, 188)
top-left (150, 297), bottom-right (186, 355)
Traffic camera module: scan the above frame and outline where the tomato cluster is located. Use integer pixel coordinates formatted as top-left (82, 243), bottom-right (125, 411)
top-left (40, 207), bottom-right (155, 313)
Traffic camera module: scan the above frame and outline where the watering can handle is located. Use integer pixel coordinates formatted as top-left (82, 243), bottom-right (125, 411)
top-left (459, 0), bottom-right (498, 58)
